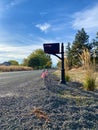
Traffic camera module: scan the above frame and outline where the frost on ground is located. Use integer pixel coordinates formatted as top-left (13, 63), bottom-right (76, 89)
top-left (0, 72), bottom-right (98, 130)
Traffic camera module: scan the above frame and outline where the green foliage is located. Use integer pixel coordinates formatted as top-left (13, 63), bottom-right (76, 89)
top-left (66, 28), bottom-right (93, 68)
top-left (57, 60), bottom-right (61, 68)
top-left (91, 32), bottom-right (98, 64)
top-left (65, 57), bottom-right (71, 82)
top-left (22, 58), bottom-right (28, 66)
top-left (96, 32), bottom-right (98, 38)
top-left (66, 42), bottom-right (73, 69)
top-left (65, 74), bottom-right (71, 82)
top-left (74, 28), bottom-right (89, 44)
top-left (84, 76), bottom-right (96, 91)
top-left (25, 49), bottom-right (52, 69)
top-left (57, 57), bottom-right (71, 82)
top-left (71, 28), bottom-right (90, 67)
top-left (28, 55), bottom-right (40, 69)
top-left (9, 60), bottom-right (19, 65)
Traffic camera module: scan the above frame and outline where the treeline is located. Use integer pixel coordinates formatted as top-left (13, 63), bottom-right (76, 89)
top-left (1, 50), bottom-right (52, 70)
top-left (3, 28), bottom-right (98, 70)
top-left (22, 49), bottom-right (52, 69)
top-left (64, 28), bottom-right (98, 69)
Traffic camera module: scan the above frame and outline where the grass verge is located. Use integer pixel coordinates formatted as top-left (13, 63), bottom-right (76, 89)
top-left (0, 65), bottom-right (32, 72)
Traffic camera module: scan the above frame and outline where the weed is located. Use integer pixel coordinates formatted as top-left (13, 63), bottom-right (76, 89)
top-left (79, 49), bottom-right (96, 91)
top-left (84, 76), bottom-right (96, 91)
top-left (65, 57), bottom-right (71, 82)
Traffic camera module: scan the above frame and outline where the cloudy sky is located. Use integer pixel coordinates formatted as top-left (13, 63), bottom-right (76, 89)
top-left (0, 0), bottom-right (98, 65)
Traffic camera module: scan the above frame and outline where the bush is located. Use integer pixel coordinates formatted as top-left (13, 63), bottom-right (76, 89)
top-left (79, 49), bottom-right (96, 91)
top-left (84, 76), bottom-right (96, 91)
top-left (83, 64), bottom-right (96, 91)
top-left (65, 74), bottom-right (71, 82)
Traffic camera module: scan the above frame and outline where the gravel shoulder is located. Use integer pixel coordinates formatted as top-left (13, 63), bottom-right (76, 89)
top-left (0, 70), bottom-right (98, 130)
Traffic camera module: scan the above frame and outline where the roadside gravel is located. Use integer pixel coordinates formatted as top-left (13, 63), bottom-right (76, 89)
top-left (0, 71), bottom-right (98, 130)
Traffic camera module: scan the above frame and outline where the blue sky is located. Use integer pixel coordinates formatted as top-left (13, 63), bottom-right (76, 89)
top-left (0, 0), bottom-right (98, 65)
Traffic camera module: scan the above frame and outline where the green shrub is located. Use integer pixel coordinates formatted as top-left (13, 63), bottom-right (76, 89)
top-left (84, 75), bottom-right (96, 91)
top-left (65, 74), bottom-right (71, 82)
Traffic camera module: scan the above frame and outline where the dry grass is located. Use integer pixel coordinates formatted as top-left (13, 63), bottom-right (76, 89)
top-left (55, 67), bottom-right (98, 88)
top-left (79, 49), bottom-right (96, 90)
top-left (0, 65), bottom-right (32, 72)
top-left (69, 68), bottom-right (98, 88)
top-left (31, 107), bottom-right (49, 122)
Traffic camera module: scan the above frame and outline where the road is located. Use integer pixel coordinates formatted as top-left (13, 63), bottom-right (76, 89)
top-left (0, 70), bottom-right (42, 97)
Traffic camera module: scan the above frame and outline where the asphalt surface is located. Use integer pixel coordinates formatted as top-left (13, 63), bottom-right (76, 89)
top-left (0, 70), bottom-right (42, 98)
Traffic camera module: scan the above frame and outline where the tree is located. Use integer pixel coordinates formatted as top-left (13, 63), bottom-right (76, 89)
top-left (8, 60), bottom-right (19, 65)
top-left (95, 32), bottom-right (98, 55)
top-left (22, 58), bottom-right (28, 66)
top-left (27, 49), bottom-right (52, 69)
top-left (66, 42), bottom-right (73, 69)
top-left (57, 60), bottom-right (61, 68)
top-left (96, 32), bottom-right (98, 39)
top-left (91, 32), bottom-right (98, 64)
top-left (69, 28), bottom-right (91, 67)
top-left (28, 55), bottom-right (40, 69)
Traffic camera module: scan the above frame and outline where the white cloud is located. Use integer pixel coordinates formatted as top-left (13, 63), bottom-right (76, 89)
top-left (72, 4), bottom-right (98, 32)
top-left (0, 26), bottom-right (59, 65)
top-left (36, 23), bottom-right (51, 33)
top-left (0, 30), bottom-right (58, 64)
top-left (0, 43), bottom-right (42, 63)
top-left (0, 34), bottom-right (60, 65)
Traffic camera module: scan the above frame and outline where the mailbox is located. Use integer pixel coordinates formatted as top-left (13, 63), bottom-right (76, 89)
top-left (43, 43), bottom-right (60, 54)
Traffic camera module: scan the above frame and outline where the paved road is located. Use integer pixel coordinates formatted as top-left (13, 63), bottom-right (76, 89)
top-left (0, 70), bottom-right (42, 97)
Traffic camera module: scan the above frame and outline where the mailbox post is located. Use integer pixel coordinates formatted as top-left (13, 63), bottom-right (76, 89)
top-left (43, 43), bottom-right (66, 84)
top-left (60, 43), bottom-right (66, 84)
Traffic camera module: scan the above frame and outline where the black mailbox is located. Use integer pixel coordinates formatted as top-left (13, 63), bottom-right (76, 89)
top-left (43, 43), bottom-right (60, 54)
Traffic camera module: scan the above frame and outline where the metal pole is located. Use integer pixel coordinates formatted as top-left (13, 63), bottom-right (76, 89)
top-left (60, 43), bottom-right (66, 84)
